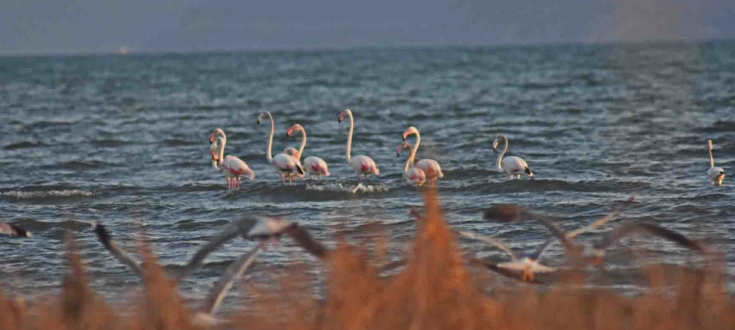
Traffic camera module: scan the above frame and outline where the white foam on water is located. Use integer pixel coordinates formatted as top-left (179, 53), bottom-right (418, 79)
top-left (1, 190), bottom-right (95, 199)
top-left (305, 183), bottom-right (391, 194)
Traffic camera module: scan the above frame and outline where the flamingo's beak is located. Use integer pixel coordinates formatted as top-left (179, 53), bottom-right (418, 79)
top-left (209, 133), bottom-right (215, 143)
top-left (338, 114), bottom-right (344, 123)
top-left (287, 127), bottom-right (294, 137)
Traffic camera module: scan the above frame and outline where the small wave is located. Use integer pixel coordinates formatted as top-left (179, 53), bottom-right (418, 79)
top-left (4, 140), bottom-right (46, 150)
top-left (1, 190), bottom-right (95, 200)
top-left (306, 183), bottom-right (391, 194)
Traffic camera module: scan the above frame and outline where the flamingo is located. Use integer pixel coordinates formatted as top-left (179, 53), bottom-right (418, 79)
top-left (286, 124), bottom-right (331, 181)
top-left (210, 136), bottom-right (255, 189)
top-left (707, 140), bottom-right (725, 186)
top-left (0, 221), bottom-right (31, 238)
top-left (397, 142), bottom-right (426, 186)
top-left (256, 112), bottom-right (305, 185)
top-left (492, 134), bottom-right (533, 180)
top-left (338, 109), bottom-right (379, 182)
top-left (402, 126), bottom-right (444, 186)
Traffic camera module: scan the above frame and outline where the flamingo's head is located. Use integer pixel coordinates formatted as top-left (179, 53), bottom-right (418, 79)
top-left (708, 139), bottom-right (714, 150)
top-left (283, 147), bottom-right (299, 159)
top-left (257, 112), bottom-right (269, 124)
top-left (210, 138), bottom-right (222, 161)
top-left (338, 109), bottom-right (351, 123)
top-left (492, 135), bottom-right (505, 153)
top-left (209, 128), bottom-right (225, 143)
top-left (286, 124), bottom-right (303, 137)
top-left (396, 142), bottom-right (411, 157)
top-left (402, 126), bottom-right (419, 141)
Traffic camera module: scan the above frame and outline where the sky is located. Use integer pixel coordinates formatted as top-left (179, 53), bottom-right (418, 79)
top-left (1, 0), bottom-right (734, 55)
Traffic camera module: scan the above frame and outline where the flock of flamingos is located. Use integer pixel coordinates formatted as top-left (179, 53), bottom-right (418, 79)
top-left (208, 108), bottom-right (530, 188)
top-left (207, 109), bottom-right (725, 189)
top-left (0, 108), bottom-right (727, 326)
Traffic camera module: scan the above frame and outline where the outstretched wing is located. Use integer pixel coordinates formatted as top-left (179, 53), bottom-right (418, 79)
top-left (531, 197), bottom-right (635, 261)
top-left (92, 222), bottom-right (144, 277)
top-left (594, 223), bottom-right (708, 254)
top-left (199, 246), bottom-right (260, 315)
top-left (286, 224), bottom-right (329, 259)
top-left (455, 230), bottom-right (518, 261)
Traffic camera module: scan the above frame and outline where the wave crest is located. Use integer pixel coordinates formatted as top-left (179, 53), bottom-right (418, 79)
top-left (1, 190), bottom-right (95, 200)
top-left (306, 183), bottom-right (391, 194)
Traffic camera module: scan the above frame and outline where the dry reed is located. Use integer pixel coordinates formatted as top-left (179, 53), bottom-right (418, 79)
top-left (1, 189), bottom-right (733, 330)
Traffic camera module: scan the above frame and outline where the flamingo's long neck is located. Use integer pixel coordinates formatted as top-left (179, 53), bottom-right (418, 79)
top-left (298, 127), bottom-right (307, 160)
top-left (709, 140), bottom-right (715, 168)
top-left (404, 145), bottom-right (414, 173)
top-left (345, 112), bottom-right (354, 163)
top-left (266, 112), bottom-right (274, 162)
top-left (496, 137), bottom-right (508, 171)
top-left (212, 137), bottom-right (226, 172)
top-left (412, 132), bottom-right (421, 166)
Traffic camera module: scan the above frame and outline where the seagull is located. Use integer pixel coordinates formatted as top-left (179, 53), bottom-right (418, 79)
top-left (460, 202), bottom-right (628, 282)
top-left (0, 221), bottom-right (32, 238)
top-left (482, 201), bottom-right (710, 270)
top-left (92, 216), bottom-right (294, 280)
top-left (92, 217), bottom-right (297, 325)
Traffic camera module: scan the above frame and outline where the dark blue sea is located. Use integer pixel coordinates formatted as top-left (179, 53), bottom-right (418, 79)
top-left (1, 41), bottom-right (734, 304)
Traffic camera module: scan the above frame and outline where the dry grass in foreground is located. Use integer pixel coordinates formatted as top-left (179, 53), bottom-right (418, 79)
top-left (1, 190), bottom-right (734, 330)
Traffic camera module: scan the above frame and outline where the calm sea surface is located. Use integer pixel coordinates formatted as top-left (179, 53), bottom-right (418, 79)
top-left (1, 42), bottom-right (734, 304)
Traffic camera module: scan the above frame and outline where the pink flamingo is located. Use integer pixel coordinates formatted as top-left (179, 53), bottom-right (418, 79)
top-left (397, 142), bottom-right (426, 186)
top-left (287, 124), bottom-right (331, 181)
top-left (209, 134), bottom-right (255, 189)
top-left (338, 109), bottom-right (379, 182)
top-left (256, 112), bottom-right (305, 185)
top-left (402, 126), bottom-right (444, 186)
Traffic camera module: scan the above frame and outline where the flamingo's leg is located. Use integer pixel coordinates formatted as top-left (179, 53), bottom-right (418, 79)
top-left (281, 174), bottom-right (286, 185)
top-left (227, 177), bottom-right (231, 189)
top-left (237, 177), bottom-right (242, 188)
top-left (317, 174), bottom-right (321, 181)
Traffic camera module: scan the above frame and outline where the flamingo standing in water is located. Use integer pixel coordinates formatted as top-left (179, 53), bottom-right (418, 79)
top-left (492, 135), bottom-right (533, 180)
top-left (210, 136), bottom-right (255, 189)
top-left (257, 112), bottom-right (305, 185)
top-left (338, 109), bottom-right (379, 182)
top-left (402, 126), bottom-right (443, 186)
top-left (397, 142), bottom-right (426, 186)
top-left (707, 140), bottom-right (725, 186)
top-left (287, 124), bottom-right (331, 181)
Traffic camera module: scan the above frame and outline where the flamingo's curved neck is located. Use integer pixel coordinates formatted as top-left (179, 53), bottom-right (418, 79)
top-left (345, 112), bottom-right (354, 163)
top-left (297, 127), bottom-right (307, 160)
top-left (265, 112), bottom-right (274, 162)
top-left (709, 141), bottom-right (715, 168)
top-left (404, 145), bottom-right (414, 173)
top-left (411, 131), bottom-right (421, 166)
top-left (496, 137), bottom-right (508, 171)
top-left (212, 137), bottom-right (226, 172)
